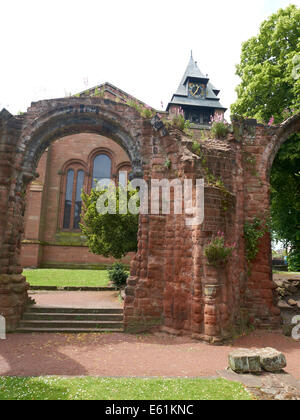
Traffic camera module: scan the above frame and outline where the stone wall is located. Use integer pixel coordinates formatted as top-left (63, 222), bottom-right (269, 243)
top-left (0, 98), bottom-right (299, 340)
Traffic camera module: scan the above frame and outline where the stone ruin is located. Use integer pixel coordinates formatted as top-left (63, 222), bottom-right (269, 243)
top-left (0, 97), bottom-right (299, 343)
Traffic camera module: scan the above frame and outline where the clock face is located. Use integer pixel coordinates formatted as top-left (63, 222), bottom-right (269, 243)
top-left (189, 82), bottom-right (205, 98)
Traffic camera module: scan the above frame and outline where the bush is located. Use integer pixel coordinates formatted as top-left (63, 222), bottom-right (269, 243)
top-left (80, 185), bottom-right (139, 259)
top-left (204, 233), bottom-right (235, 267)
top-left (287, 249), bottom-right (300, 272)
top-left (210, 114), bottom-right (229, 139)
top-left (108, 263), bottom-right (129, 289)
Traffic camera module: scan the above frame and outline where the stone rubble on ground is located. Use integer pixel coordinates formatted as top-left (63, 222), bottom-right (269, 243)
top-left (274, 276), bottom-right (300, 336)
top-left (229, 347), bottom-right (287, 373)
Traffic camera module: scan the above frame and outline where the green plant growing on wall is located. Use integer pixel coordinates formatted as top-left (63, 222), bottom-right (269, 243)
top-left (163, 108), bottom-right (191, 135)
top-left (210, 114), bottom-right (230, 139)
top-left (192, 141), bottom-right (201, 155)
top-left (191, 141), bottom-right (232, 210)
top-left (93, 87), bottom-right (105, 98)
top-left (204, 232), bottom-right (236, 267)
top-left (244, 217), bottom-right (269, 263)
top-left (126, 99), bottom-right (155, 119)
top-left (164, 158), bottom-right (172, 170)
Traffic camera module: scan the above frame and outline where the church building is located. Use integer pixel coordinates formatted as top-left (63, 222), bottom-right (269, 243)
top-left (20, 55), bottom-right (227, 268)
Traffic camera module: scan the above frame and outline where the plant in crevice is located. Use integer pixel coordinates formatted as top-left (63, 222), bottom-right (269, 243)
top-left (126, 100), bottom-right (155, 119)
top-left (210, 114), bottom-right (230, 139)
top-left (244, 217), bottom-right (269, 264)
top-left (204, 232), bottom-right (236, 267)
top-left (163, 107), bottom-right (191, 134)
top-left (164, 159), bottom-right (172, 170)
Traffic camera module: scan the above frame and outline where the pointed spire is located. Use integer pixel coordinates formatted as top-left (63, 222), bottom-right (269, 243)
top-left (166, 52), bottom-right (226, 113)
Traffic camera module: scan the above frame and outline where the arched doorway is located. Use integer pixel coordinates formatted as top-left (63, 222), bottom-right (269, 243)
top-left (0, 98), bottom-right (148, 330)
top-left (241, 113), bottom-right (300, 329)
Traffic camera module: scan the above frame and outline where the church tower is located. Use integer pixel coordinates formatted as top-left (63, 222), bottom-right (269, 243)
top-left (167, 52), bottom-right (227, 127)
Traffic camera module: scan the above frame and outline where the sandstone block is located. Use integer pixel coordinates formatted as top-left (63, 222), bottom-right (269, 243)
top-left (259, 348), bottom-right (287, 372)
top-left (229, 347), bottom-right (287, 373)
top-left (229, 349), bottom-right (262, 373)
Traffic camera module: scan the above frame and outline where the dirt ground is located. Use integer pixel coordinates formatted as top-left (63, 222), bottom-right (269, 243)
top-left (0, 330), bottom-right (299, 379)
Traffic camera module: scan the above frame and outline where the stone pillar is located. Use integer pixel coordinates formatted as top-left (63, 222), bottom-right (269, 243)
top-left (202, 263), bottom-right (229, 343)
top-left (0, 110), bottom-right (30, 331)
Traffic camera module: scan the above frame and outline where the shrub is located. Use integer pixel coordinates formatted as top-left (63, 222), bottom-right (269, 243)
top-left (287, 249), bottom-right (300, 272)
top-left (108, 263), bottom-right (129, 289)
top-left (204, 232), bottom-right (236, 267)
top-left (192, 141), bottom-right (201, 155)
top-left (210, 114), bottom-right (229, 139)
top-left (244, 217), bottom-right (267, 263)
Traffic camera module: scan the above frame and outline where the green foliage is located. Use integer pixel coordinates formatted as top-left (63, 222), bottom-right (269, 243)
top-left (163, 111), bottom-right (191, 135)
top-left (287, 250), bottom-right (300, 272)
top-left (108, 262), bottom-right (129, 289)
top-left (164, 158), bottom-right (171, 170)
top-left (172, 114), bottom-right (190, 131)
top-left (192, 141), bottom-right (201, 155)
top-left (204, 233), bottom-right (235, 267)
top-left (126, 100), bottom-right (155, 119)
top-left (231, 5), bottom-right (300, 123)
top-left (211, 122), bottom-right (229, 139)
top-left (271, 134), bottom-right (300, 272)
top-left (232, 5), bottom-right (300, 271)
top-left (94, 87), bottom-right (105, 98)
top-left (244, 217), bottom-right (268, 263)
top-left (80, 185), bottom-right (139, 259)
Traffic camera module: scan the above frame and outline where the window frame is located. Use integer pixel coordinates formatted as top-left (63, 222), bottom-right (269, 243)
top-left (59, 160), bottom-right (88, 232)
top-left (59, 150), bottom-right (132, 232)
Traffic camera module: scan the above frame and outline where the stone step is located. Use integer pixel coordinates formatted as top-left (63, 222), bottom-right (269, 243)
top-left (27, 307), bottom-right (123, 315)
top-left (23, 313), bottom-right (123, 322)
top-left (19, 320), bottom-right (123, 329)
top-left (16, 327), bottom-right (124, 334)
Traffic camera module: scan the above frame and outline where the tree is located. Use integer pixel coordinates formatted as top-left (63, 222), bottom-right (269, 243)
top-left (231, 5), bottom-right (300, 271)
top-left (80, 185), bottom-right (139, 259)
top-left (231, 4), bottom-right (300, 123)
top-left (271, 134), bottom-right (300, 271)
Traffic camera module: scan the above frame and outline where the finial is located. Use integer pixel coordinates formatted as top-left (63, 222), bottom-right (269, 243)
top-left (191, 50), bottom-right (193, 59)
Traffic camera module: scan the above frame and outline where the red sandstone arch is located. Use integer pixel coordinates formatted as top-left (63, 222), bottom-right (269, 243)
top-left (1, 99), bottom-right (298, 342)
top-left (260, 113), bottom-right (300, 179)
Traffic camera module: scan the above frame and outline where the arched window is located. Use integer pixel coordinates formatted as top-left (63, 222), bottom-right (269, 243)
top-left (118, 164), bottom-right (131, 187)
top-left (63, 169), bottom-right (74, 229)
top-left (62, 165), bottom-right (86, 230)
top-left (92, 154), bottom-right (112, 189)
top-left (74, 170), bottom-right (85, 229)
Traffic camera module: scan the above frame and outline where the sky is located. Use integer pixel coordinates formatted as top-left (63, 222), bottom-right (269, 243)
top-left (0, 0), bottom-right (299, 116)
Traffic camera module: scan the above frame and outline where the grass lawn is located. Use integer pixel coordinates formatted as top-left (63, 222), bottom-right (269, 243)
top-left (24, 269), bottom-right (109, 288)
top-left (273, 271), bottom-right (300, 277)
top-left (0, 377), bottom-right (252, 400)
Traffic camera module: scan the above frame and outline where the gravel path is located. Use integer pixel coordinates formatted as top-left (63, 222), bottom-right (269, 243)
top-left (29, 291), bottom-right (122, 309)
top-left (0, 331), bottom-right (299, 379)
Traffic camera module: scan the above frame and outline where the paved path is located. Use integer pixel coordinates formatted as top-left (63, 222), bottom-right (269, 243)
top-left (29, 290), bottom-right (122, 309)
top-left (0, 330), bottom-right (299, 380)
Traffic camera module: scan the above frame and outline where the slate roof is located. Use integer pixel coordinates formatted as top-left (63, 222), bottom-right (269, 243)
top-left (167, 53), bottom-right (226, 111)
